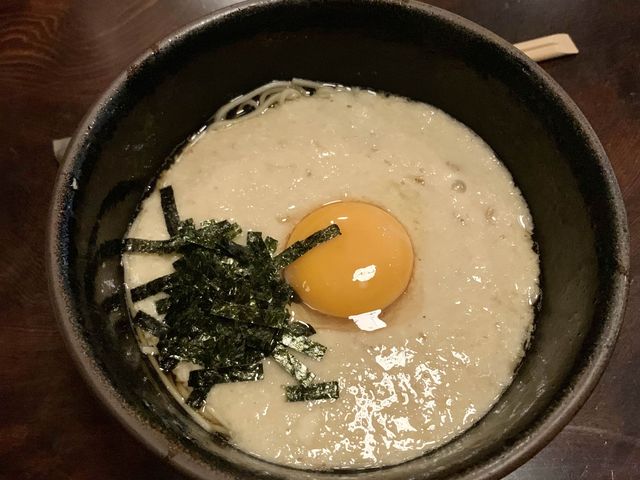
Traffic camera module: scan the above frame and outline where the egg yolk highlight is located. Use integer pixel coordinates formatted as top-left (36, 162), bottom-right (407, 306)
top-left (285, 201), bottom-right (414, 318)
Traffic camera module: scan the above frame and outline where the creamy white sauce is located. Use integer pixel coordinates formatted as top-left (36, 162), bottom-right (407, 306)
top-left (123, 87), bottom-right (539, 469)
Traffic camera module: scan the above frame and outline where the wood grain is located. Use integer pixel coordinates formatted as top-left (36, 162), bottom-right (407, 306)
top-left (0, 1), bottom-right (638, 479)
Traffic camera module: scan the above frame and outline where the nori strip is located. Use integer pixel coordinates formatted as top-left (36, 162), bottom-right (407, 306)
top-left (156, 301), bottom-right (269, 372)
top-left (177, 218), bottom-right (196, 240)
top-left (210, 302), bottom-right (289, 328)
top-left (125, 184), bottom-right (340, 406)
top-left (130, 274), bottom-right (175, 302)
top-left (285, 381), bottom-right (340, 402)
top-left (271, 344), bottom-right (316, 386)
top-left (264, 236), bottom-right (278, 256)
top-left (274, 224), bottom-right (341, 268)
top-left (123, 238), bottom-right (181, 254)
top-left (186, 220), bottom-right (242, 249)
top-left (124, 221), bottom-right (241, 255)
top-left (160, 186), bottom-right (181, 236)
top-left (133, 310), bottom-right (167, 337)
top-left (155, 297), bottom-right (172, 315)
top-left (247, 231), bottom-right (271, 260)
top-left (281, 333), bottom-right (326, 360)
top-left (245, 325), bottom-right (279, 353)
top-left (186, 387), bottom-right (209, 410)
top-left (285, 320), bottom-right (316, 337)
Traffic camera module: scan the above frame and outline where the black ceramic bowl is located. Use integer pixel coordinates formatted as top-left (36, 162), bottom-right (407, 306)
top-left (47, 1), bottom-right (629, 479)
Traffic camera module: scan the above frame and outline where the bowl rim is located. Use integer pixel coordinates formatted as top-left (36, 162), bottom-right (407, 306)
top-left (47, 0), bottom-right (630, 478)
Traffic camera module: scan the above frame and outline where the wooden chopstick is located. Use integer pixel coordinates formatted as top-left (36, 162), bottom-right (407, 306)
top-left (514, 33), bottom-right (579, 62)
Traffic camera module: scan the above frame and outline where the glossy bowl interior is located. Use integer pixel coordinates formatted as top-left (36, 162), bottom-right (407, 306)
top-left (47, 1), bottom-right (629, 479)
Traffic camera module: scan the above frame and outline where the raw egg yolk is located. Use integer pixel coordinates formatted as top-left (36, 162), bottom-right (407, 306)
top-left (284, 201), bottom-right (414, 318)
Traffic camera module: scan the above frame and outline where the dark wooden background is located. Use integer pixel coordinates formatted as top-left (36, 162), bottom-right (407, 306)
top-left (1, 0), bottom-right (638, 478)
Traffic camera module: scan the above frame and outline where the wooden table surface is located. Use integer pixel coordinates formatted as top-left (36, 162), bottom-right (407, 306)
top-left (1, 1), bottom-right (638, 478)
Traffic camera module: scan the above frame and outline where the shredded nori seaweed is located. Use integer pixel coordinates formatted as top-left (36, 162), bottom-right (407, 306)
top-left (285, 320), bottom-right (316, 337)
top-left (133, 310), bottom-right (167, 337)
top-left (271, 344), bottom-right (316, 386)
top-left (130, 274), bottom-right (175, 302)
top-left (274, 223), bottom-right (340, 269)
top-left (160, 186), bottom-right (181, 236)
top-left (280, 333), bottom-right (327, 360)
top-left (284, 381), bottom-right (340, 402)
top-left (126, 185), bottom-right (341, 407)
top-left (155, 297), bottom-right (172, 315)
top-left (123, 238), bottom-right (179, 254)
